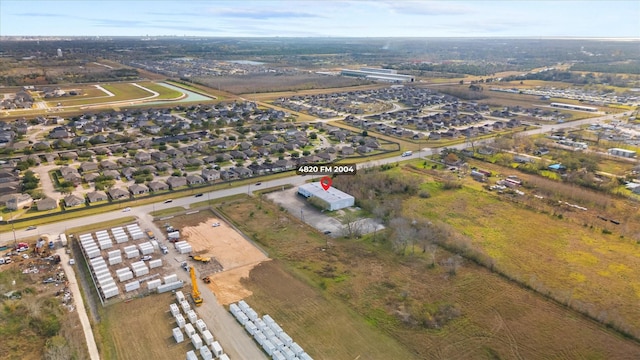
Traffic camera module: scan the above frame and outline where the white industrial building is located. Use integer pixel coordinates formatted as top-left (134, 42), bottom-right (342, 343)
top-left (341, 68), bottom-right (414, 83)
top-left (298, 182), bottom-right (355, 211)
top-left (608, 148), bottom-right (636, 158)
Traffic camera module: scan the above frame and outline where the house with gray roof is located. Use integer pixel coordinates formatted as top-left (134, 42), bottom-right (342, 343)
top-left (63, 194), bottom-right (84, 207)
top-left (186, 174), bottom-right (204, 185)
top-left (148, 181), bottom-right (169, 192)
top-left (166, 176), bottom-right (187, 189)
top-left (202, 168), bottom-right (220, 181)
top-left (108, 187), bottom-right (129, 200)
top-left (128, 183), bottom-right (149, 195)
top-left (36, 197), bottom-right (58, 211)
top-left (87, 190), bottom-right (108, 203)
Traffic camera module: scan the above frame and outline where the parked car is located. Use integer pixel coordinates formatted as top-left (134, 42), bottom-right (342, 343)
top-left (164, 199), bottom-right (173, 204)
top-left (212, 222), bottom-right (221, 227)
top-left (255, 182), bottom-right (262, 186)
top-left (194, 193), bottom-right (204, 197)
top-left (141, 255), bottom-right (152, 261)
top-left (122, 207), bottom-right (131, 212)
top-left (26, 226), bottom-right (37, 231)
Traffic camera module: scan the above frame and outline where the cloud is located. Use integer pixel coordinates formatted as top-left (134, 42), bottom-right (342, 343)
top-left (12, 12), bottom-right (69, 18)
top-left (90, 19), bottom-right (149, 28)
top-left (206, 8), bottom-right (323, 20)
top-left (384, 1), bottom-right (473, 16)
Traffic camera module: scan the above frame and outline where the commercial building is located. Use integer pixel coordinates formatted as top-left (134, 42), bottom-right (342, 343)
top-left (550, 102), bottom-right (597, 112)
top-left (298, 182), bottom-right (355, 211)
top-left (608, 148), bottom-right (636, 158)
top-left (341, 68), bottom-right (414, 83)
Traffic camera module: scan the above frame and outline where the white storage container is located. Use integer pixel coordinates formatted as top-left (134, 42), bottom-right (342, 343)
top-left (290, 342), bottom-right (304, 356)
top-left (173, 327), bottom-right (184, 343)
top-left (170, 303), bottom-right (180, 317)
top-left (147, 279), bottom-right (162, 290)
top-left (202, 329), bottom-right (214, 345)
top-left (200, 346), bottom-right (213, 360)
top-left (175, 313), bottom-right (186, 329)
top-left (124, 280), bottom-right (140, 292)
top-left (186, 350), bottom-right (197, 360)
top-left (108, 256), bottom-right (122, 265)
top-left (181, 300), bottom-right (191, 313)
top-left (262, 339), bottom-right (276, 356)
top-left (186, 309), bottom-right (197, 324)
top-left (211, 341), bottom-right (223, 357)
top-left (176, 290), bottom-right (185, 302)
top-left (164, 274), bottom-right (178, 284)
top-left (184, 323), bottom-right (196, 338)
top-left (117, 270), bottom-right (134, 282)
top-left (195, 318), bottom-right (207, 333)
top-left (149, 258), bottom-right (162, 269)
top-left (191, 333), bottom-right (202, 349)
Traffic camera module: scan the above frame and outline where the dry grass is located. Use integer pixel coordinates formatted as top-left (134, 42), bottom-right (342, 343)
top-left (401, 163), bottom-right (640, 338)
top-left (220, 197), bottom-right (640, 359)
top-left (99, 293), bottom-right (192, 360)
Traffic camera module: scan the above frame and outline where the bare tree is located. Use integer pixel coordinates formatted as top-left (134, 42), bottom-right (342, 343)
top-left (341, 211), bottom-right (363, 239)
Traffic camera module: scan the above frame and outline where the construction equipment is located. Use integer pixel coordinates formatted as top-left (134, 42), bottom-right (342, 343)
top-left (189, 266), bottom-right (203, 307)
top-left (189, 255), bottom-right (211, 263)
top-left (202, 276), bottom-right (211, 284)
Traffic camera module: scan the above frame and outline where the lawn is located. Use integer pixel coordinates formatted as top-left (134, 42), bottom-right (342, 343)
top-left (220, 196), bottom-right (640, 359)
top-left (47, 83), bottom-right (153, 107)
top-left (137, 82), bottom-right (185, 100)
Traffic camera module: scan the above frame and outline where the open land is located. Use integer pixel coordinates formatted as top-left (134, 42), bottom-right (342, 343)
top-left (219, 196), bottom-right (640, 359)
top-left (196, 73), bottom-right (373, 95)
top-left (404, 160), bottom-right (640, 336)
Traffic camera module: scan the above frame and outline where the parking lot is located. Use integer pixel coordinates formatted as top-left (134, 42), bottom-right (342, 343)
top-left (265, 187), bottom-right (384, 238)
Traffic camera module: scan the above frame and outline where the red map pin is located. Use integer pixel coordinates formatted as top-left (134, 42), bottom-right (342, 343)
top-left (320, 176), bottom-right (332, 191)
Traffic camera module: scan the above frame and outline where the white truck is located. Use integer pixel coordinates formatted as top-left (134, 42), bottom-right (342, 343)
top-left (401, 151), bottom-right (413, 157)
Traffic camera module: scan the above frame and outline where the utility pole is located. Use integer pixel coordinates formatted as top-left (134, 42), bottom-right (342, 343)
top-left (10, 210), bottom-right (17, 248)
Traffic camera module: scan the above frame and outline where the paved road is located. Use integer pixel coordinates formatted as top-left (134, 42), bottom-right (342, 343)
top-left (57, 248), bottom-right (100, 360)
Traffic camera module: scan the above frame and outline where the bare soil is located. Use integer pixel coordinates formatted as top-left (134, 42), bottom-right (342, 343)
top-left (173, 212), bottom-right (270, 305)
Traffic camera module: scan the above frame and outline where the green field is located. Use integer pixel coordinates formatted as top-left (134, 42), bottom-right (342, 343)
top-left (137, 82), bottom-right (185, 100)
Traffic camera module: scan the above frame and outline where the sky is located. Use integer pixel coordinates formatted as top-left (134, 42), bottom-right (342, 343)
top-left (1, 0), bottom-right (639, 38)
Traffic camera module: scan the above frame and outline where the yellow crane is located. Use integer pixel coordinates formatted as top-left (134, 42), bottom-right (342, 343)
top-left (189, 266), bottom-right (203, 306)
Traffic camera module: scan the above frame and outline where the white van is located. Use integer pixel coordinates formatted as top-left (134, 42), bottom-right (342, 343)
top-left (401, 151), bottom-right (413, 157)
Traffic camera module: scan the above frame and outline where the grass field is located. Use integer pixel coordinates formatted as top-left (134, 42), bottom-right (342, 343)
top-left (44, 83), bottom-right (153, 107)
top-left (399, 163), bottom-right (640, 338)
top-left (220, 196), bottom-right (640, 359)
top-left (98, 293), bottom-right (193, 360)
top-left (137, 82), bottom-right (185, 100)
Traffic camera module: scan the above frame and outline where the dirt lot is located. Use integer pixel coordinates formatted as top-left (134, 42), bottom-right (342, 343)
top-left (166, 211), bottom-right (270, 305)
